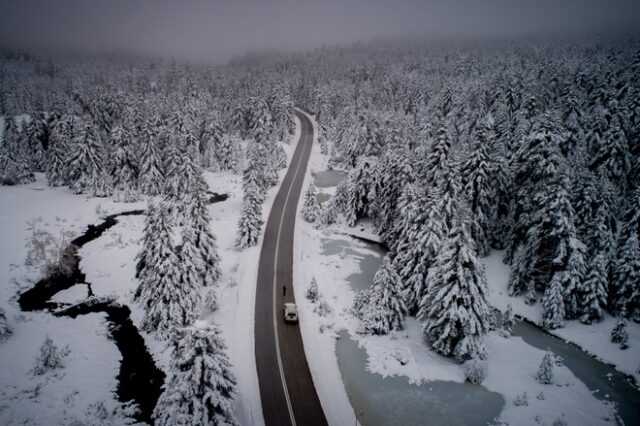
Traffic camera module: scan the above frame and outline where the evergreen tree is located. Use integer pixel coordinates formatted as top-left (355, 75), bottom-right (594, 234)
top-left (501, 305), bottom-right (515, 337)
top-left (138, 115), bottom-right (165, 196)
top-left (535, 351), bottom-right (555, 384)
top-left (591, 116), bottom-right (631, 189)
top-left (25, 116), bottom-right (46, 172)
top-left (580, 253), bottom-right (608, 324)
top-left (612, 193), bottom-right (640, 320)
top-left (139, 204), bottom-right (199, 338)
top-left (462, 116), bottom-right (495, 257)
top-left (0, 307), bottom-right (11, 342)
top-left (542, 277), bottom-right (565, 329)
top-left (342, 156), bottom-right (378, 227)
top-left (374, 148), bottom-right (415, 237)
top-left (419, 215), bottom-right (491, 361)
top-left (185, 181), bottom-right (222, 286)
top-left (0, 118), bottom-right (35, 185)
top-left (68, 123), bottom-right (111, 197)
top-left (135, 201), bottom-right (161, 292)
top-left (301, 183), bottom-right (321, 223)
top-left (353, 257), bottom-right (407, 335)
top-left (307, 277), bottom-right (319, 302)
top-left (46, 116), bottom-right (73, 186)
top-left (610, 318), bottom-right (629, 350)
top-left (31, 336), bottom-right (68, 375)
top-left (235, 183), bottom-right (264, 249)
top-left (420, 122), bottom-right (451, 185)
top-left (153, 323), bottom-right (237, 426)
top-left (109, 125), bottom-right (139, 202)
top-left (396, 191), bottom-right (444, 313)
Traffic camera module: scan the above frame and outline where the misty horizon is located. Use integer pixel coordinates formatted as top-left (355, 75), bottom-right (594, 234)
top-left (1, 0), bottom-right (639, 64)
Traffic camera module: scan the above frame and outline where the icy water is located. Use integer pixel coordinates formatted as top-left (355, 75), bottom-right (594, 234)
top-left (316, 192), bottom-right (331, 204)
top-left (313, 170), bottom-right (347, 188)
top-left (336, 330), bottom-right (505, 426)
top-left (328, 235), bottom-right (640, 426)
top-left (513, 320), bottom-right (640, 425)
top-left (320, 238), bottom-right (385, 291)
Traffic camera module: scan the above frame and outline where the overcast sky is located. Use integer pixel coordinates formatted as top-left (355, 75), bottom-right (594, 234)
top-left (0, 0), bottom-right (638, 63)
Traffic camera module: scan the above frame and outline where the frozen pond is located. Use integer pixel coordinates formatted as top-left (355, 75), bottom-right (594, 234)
top-left (336, 330), bottom-right (505, 426)
top-left (321, 238), bottom-right (385, 292)
top-left (313, 170), bottom-right (347, 188)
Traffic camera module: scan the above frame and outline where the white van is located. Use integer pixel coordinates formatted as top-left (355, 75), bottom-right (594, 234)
top-left (283, 303), bottom-right (298, 323)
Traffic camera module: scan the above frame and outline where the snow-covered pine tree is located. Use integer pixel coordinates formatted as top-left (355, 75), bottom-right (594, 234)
top-left (134, 201), bottom-right (160, 292)
top-left (153, 323), bottom-right (237, 426)
top-left (0, 118), bottom-right (35, 185)
top-left (25, 116), bottom-right (47, 172)
top-left (374, 148), bottom-right (415, 237)
top-left (243, 144), bottom-right (268, 199)
top-left (301, 183), bottom-right (321, 223)
top-left (68, 122), bottom-right (111, 197)
top-left (163, 135), bottom-right (185, 200)
top-left (542, 277), bottom-right (565, 329)
top-left (0, 306), bottom-right (12, 342)
top-left (353, 256), bottom-right (407, 335)
top-left (610, 318), bottom-right (629, 350)
top-left (185, 179), bottom-right (222, 286)
top-left (435, 161), bottom-right (463, 232)
top-left (464, 358), bottom-right (487, 384)
top-left (580, 253), bottom-right (608, 324)
top-left (216, 134), bottom-right (241, 172)
top-left (138, 203), bottom-right (200, 338)
top-left (109, 125), bottom-right (139, 202)
top-left (307, 277), bottom-right (319, 302)
top-left (235, 182), bottom-right (264, 250)
top-left (419, 213), bottom-right (491, 361)
top-left (506, 119), bottom-right (564, 267)
top-left (419, 121), bottom-right (452, 185)
top-left (395, 191), bottom-right (444, 313)
top-left (462, 115), bottom-right (495, 257)
top-left (138, 115), bottom-right (165, 196)
top-left (200, 119), bottom-right (225, 170)
top-left (31, 335), bottom-right (68, 375)
top-left (179, 226), bottom-right (206, 287)
top-left (46, 116), bottom-right (74, 186)
top-left (501, 305), bottom-right (515, 337)
top-left (535, 350), bottom-right (555, 384)
top-left (612, 191), bottom-right (640, 320)
top-left (591, 116), bottom-right (631, 190)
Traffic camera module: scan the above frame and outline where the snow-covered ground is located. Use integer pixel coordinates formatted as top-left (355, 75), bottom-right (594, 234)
top-left (0, 176), bottom-right (147, 424)
top-left (0, 119), bottom-right (301, 425)
top-left (293, 117), bottom-right (623, 426)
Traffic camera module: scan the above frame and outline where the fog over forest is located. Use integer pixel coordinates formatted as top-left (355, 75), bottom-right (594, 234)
top-left (0, 0), bottom-right (639, 61)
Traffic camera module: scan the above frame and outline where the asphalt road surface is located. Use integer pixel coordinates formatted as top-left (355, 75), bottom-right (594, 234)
top-left (254, 111), bottom-right (329, 426)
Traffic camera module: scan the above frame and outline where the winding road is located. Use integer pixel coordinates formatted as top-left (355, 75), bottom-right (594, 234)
top-left (254, 111), bottom-right (328, 426)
